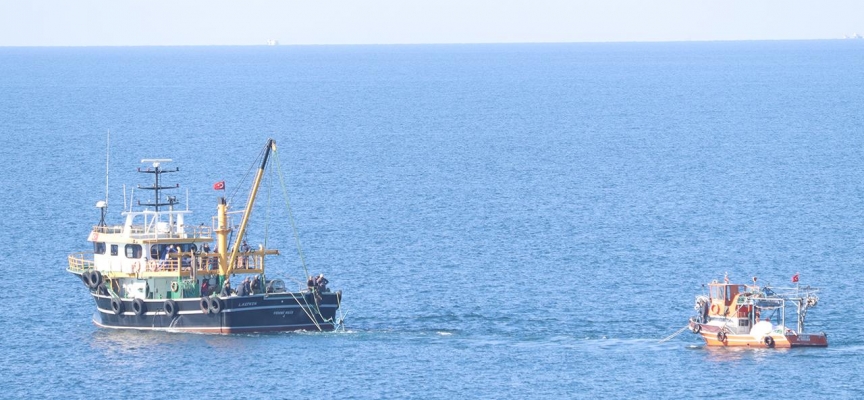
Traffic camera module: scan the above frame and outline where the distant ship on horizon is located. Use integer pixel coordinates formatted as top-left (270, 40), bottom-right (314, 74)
top-left (843, 33), bottom-right (863, 39)
top-left (267, 39), bottom-right (279, 46)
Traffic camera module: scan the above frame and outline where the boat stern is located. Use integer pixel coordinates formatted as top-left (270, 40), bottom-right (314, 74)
top-left (786, 332), bottom-right (828, 347)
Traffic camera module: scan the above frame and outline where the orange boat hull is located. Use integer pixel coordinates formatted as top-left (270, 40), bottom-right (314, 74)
top-left (698, 331), bottom-right (828, 348)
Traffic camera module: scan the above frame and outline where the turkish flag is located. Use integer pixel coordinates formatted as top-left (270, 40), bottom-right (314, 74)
top-left (213, 181), bottom-right (225, 190)
top-left (792, 273), bottom-right (799, 283)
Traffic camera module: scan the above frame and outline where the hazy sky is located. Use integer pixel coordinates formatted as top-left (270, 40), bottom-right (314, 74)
top-left (1, 0), bottom-right (862, 46)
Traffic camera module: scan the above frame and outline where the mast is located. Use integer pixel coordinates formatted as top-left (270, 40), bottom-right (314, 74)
top-left (223, 139), bottom-right (275, 277)
top-left (96, 130), bottom-right (111, 227)
top-left (137, 159), bottom-right (179, 212)
top-left (216, 197), bottom-right (230, 276)
top-left (104, 129), bottom-right (110, 210)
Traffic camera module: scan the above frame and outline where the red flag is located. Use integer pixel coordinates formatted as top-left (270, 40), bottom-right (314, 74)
top-left (792, 273), bottom-right (799, 283)
top-left (213, 181), bottom-right (225, 190)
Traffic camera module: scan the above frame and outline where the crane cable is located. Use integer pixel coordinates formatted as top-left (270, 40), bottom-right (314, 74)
top-left (272, 149), bottom-right (311, 281)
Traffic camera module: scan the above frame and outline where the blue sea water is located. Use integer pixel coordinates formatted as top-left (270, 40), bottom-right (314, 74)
top-left (1, 41), bottom-right (863, 398)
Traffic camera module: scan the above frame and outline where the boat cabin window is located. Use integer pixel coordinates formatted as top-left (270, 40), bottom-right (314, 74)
top-left (94, 242), bottom-right (106, 255)
top-left (709, 286), bottom-right (724, 300)
top-left (709, 284), bottom-right (746, 302)
top-left (125, 244), bottom-right (143, 259)
top-left (110, 244), bottom-right (118, 256)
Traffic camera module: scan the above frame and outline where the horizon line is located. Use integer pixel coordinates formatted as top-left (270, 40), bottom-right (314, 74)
top-left (0, 37), bottom-right (860, 48)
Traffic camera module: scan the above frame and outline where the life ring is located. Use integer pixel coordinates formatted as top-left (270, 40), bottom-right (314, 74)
top-left (110, 297), bottom-right (124, 315)
top-left (717, 331), bottom-right (727, 342)
top-left (692, 324), bottom-right (701, 334)
top-left (764, 336), bottom-right (775, 348)
top-left (171, 281), bottom-right (180, 293)
top-left (164, 300), bottom-right (178, 318)
top-left (132, 298), bottom-right (147, 317)
top-left (710, 304), bottom-right (720, 314)
top-left (208, 297), bottom-right (224, 314)
top-left (199, 297), bottom-right (211, 314)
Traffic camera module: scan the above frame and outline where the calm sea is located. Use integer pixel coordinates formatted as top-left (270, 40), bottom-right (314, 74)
top-left (0, 41), bottom-right (863, 398)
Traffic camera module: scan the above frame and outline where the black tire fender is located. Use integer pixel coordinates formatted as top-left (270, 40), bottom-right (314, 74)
top-left (82, 271), bottom-right (93, 288)
top-left (132, 298), bottom-right (147, 317)
top-left (164, 299), bottom-right (178, 318)
top-left (89, 270), bottom-right (103, 289)
top-left (209, 297), bottom-right (224, 314)
top-left (200, 297), bottom-right (210, 314)
top-left (110, 297), bottom-right (124, 315)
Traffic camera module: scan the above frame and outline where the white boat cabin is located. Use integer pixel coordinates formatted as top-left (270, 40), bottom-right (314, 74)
top-left (87, 209), bottom-right (214, 275)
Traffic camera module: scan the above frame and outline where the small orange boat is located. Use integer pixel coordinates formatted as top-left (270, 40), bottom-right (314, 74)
top-left (688, 276), bottom-right (828, 348)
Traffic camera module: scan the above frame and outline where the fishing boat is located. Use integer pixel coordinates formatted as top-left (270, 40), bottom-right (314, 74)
top-left (688, 275), bottom-right (827, 348)
top-left (67, 139), bottom-right (343, 333)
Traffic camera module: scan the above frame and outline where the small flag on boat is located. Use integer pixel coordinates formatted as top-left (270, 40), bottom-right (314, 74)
top-left (213, 181), bottom-right (225, 190)
top-left (792, 273), bottom-right (799, 283)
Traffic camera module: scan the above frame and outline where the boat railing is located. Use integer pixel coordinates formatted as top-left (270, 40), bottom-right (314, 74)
top-left (92, 225), bottom-right (124, 234)
top-left (764, 286), bottom-right (820, 298)
top-left (230, 251), bottom-right (268, 271)
top-left (67, 252), bottom-right (95, 273)
top-left (92, 225), bottom-right (213, 240)
top-left (67, 250), bottom-right (272, 277)
top-left (137, 251), bottom-right (268, 275)
top-left (193, 225), bottom-right (212, 238)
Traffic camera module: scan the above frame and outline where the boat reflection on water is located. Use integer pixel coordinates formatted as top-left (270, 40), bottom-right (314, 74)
top-left (700, 345), bottom-right (792, 363)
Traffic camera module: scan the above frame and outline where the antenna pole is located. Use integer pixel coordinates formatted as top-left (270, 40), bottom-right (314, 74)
top-left (105, 129), bottom-right (110, 208)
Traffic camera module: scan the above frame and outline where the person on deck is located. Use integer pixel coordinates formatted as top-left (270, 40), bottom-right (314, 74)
top-left (307, 275), bottom-right (322, 301)
top-left (220, 279), bottom-right (232, 297)
top-left (156, 245), bottom-right (168, 271)
top-left (202, 242), bottom-right (213, 270)
top-left (239, 240), bottom-right (251, 268)
top-left (201, 279), bottom-right (210, 296)
top-left (250, 275), bottom-right (261, 294)
top-left (236, 277), bottom-right (251, 296)
top-left (166, 244), bottom-right (179, 270)
top-left (315, 274), bottom-right (329, 292)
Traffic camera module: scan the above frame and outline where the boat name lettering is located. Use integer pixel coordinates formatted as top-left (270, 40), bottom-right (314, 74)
top-left (273, 310), bottom-right (294, 315)
top-left (799, 335), bottom-right (811, 342)
top-left (238, 302), bottom-right (258, 307)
